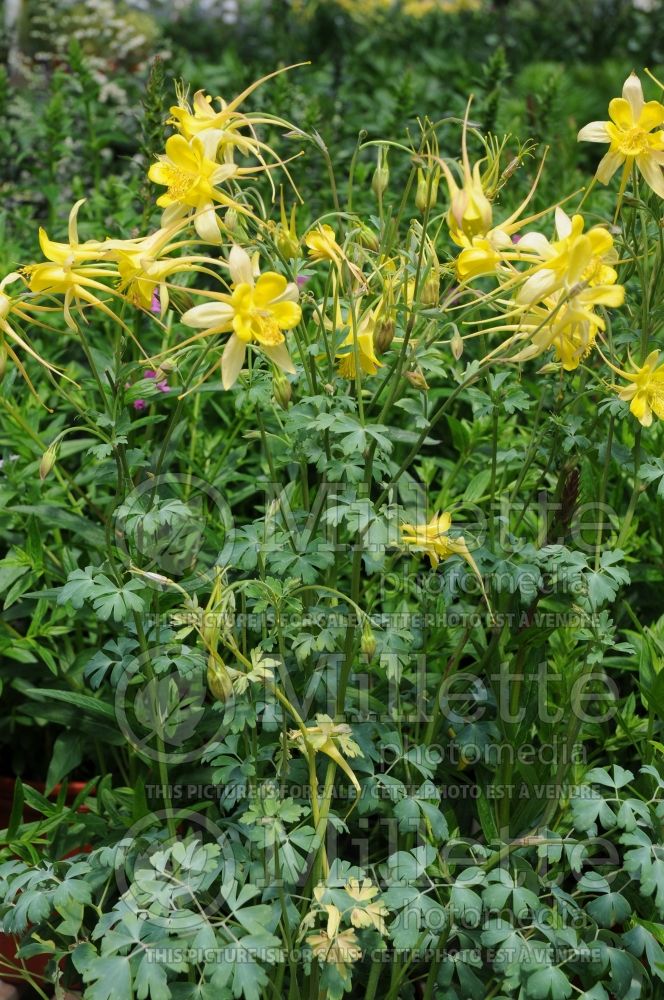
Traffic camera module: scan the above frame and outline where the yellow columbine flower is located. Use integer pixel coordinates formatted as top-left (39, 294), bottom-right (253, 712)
top-left (578, 72), bottom-right (664, 200)
top-left (508, 296), bottom-right (609, 371)
top-left (400, 512), bottom-right (492, 612)
top-left (148, 134), bottom-right (252, 244)
top-left (168, 67), bottom-right (301, 172)
top-left (270, 188), bottom-right (300, 260)
top-left (37, 199), bottom-right (106, 266)
top-left (515, 208), bottom-right (620, 307)
top-left (25, 216), bottom-right (125, 333)
top-left (336, 308), bottom-right (382, 380)
top-left (487, 273), bottom-right (623, 372)
top-left (605, 349), bottom-right (664, 427)
top-left (181, 246), bottom-right (301, 389)
top-left (439, 103), bottom-right (493, 247)
top-left (103, 226), bottom-right (212, 312)
top-left (169, 88), bottom-right (262, 162)
top-left (454, 156), bottom-right (548, 280)
top-left (288, 715), bottom-right (363, 796)
top-left (305, 223), bottom-right (345, 266)
top-left (0, 272), bottom-right (71, 395)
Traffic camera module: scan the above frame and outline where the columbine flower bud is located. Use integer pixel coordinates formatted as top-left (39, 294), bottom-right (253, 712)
top-left (39, 442), bottom-right (59, 481)
top-left (374, 318), bottom-right (395, 356)
top-left (404, 370), bottom-right (430, 392)
top-left (207, 655), bottom-right (233, 703)
top-left (360, 619), bottom-right (377, 660)
top-left (224, 208), bottom-right (245, 239)
top-left (357, 224), bottom-right (380, 252)
top-left (450, 328), bottom-right (464, 360)
top-left (415, 165), bottom-right (440, 214)
top-left (273, 370), bottom-right (292, 410)
top-left (372, 147), bottom-right (390, 201)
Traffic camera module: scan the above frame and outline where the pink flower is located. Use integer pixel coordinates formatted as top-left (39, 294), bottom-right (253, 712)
top-left (134, 399), bottom-right (147, 411)
top-left (151, 289), bottom-right (161, 313)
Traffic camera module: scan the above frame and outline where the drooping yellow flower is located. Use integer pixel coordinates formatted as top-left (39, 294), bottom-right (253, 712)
top-left (168, 67), bottom-right (301, 172)
top-left (336, 308), bottom-right (382, 380)
top-left (400, 512), bottom-right (492, 612)
top-left (506, 293), bottom-right (616, 371)
top-left (305, 224), bottom-right (345, 266)
top-left (515, 208), bottom-right (620, 307)
top-left (37, 199), bottom-right (107, 266)
top-left (0, 273), bottom-right (72, 395)
top-left (148, 135), bottom-right (252, 244)
top-left (578, 72), bottom-right (664, 200)
top-left (605, 349), bottom-right (664, 427)
top-left (181, 246), bottom-right (301, 389)
top-left (439, 103), bottom-right (493, 247)
top-left (102, 226), bottom-right (213, 312)
top-left (454, 156), bottom-right (548, 280)
top-left (288, 715), bottom-right (363, 796)
top-left (169, 89), bottom-right (262, 162)
top-left (25, 217), bottom-right (125, 333)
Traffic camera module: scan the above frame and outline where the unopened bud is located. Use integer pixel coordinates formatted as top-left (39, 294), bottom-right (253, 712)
top-left (374, 319), bottom-right (395, 356)
top-left (404, 369), bottom-right (430, 392)
top-left (207, 655), bottom-right (233, 703)
top-left (224, 208), bottom-right (246, 239)
top-left (39, 442), bottom-right (59, 481)
top-left (360, 619), bottom-right (377, 660)
top-left (357, 224), bottom-right (380, 252)
top-left (372, 147), bottom-right (390, 201)
top-left (421, 274), bottom-right (439, 307)
top-left (415, 166), bottom-right (440, 214)
top-left (450, 328), bottom-right (464, 360)
top-left (272, 370), bottom-right (292, 410)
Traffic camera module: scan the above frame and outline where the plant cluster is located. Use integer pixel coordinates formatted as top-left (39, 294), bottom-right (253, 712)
top-left (0, 47), bottom-right (664, 1000)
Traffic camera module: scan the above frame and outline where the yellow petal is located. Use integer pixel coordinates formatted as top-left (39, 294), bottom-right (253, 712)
top-left (608, 97), bottom-right (635, 130)
top-left (270, 300), bottom-right (302, 330)
top-left (636, 152), bottom-right (664, 198)
top-left (228, 245), bottom-right (254, 286)
top-left (638, 100), bottom-right (664, 132)
top-left (596, 149), bottom-right (625, 185)
top-left (221, 335), bottom-right (246, 389)
top-left (577, 121), bottom-right (610, 143)
top-left (622, 72), bottom-right (644, 121)
top-left (253, 272), bottom-right (288, 306)
top-left (630, 391), bottom-right (651, 426)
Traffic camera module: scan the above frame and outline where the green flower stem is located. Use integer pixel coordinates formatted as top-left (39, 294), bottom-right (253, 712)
top-left (363, 954), bottom-right (382, 999)
top-left (616, 425), bottom-right (643, 548)
top-left (594, 413), bottom-right (614, 570)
